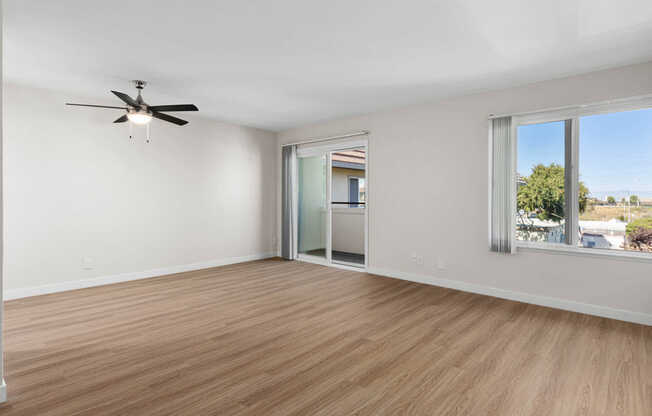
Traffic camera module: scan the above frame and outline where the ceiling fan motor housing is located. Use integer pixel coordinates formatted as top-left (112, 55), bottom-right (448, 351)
top-left (132, 80), bottom-right (147, 90)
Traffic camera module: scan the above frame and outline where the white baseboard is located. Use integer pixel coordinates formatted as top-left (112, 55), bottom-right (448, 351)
top-left (5, 252), bottom-right (276, 300)
top-left (7, 256), bottom-right (649, 326)
top-left (367, 266), bottom-right (652, 327)
top-left (0, 378), bottom-right (6, 403)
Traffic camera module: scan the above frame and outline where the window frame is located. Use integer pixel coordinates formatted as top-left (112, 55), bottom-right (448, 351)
top-left (510, 96), bottom-right (652, 262)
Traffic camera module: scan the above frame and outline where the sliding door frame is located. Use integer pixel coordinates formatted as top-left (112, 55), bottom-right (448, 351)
top-left (326, 152), bottom-right (333, 264)
top-left (295, 149), bottom-right (328, 264)
top-left (328, 144), bottom-right (368, 269)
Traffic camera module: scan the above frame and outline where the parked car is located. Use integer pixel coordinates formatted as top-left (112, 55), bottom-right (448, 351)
top-left (580, 233), bottom-right (612, 249)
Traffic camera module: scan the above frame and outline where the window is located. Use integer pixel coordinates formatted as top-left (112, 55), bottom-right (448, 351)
top-left (516, 121), bottom-right (568, 244)
top-left (578, 109), bottom-right (652, 253)
top-left (513, 103), bottom-right (652, 257)
top-left (348, 176), bottom-right (365, 207)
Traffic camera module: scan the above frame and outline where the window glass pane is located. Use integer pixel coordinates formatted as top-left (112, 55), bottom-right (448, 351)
top-left (579, 108), bottom-right (652, 253)
top-left (297, 155), bottom-right (327, 257)
top-left (516, 121), bottom-right (566, 243)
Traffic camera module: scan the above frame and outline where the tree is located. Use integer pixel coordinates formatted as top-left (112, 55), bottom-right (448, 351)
top-left (621, 197), bottom-right (627, 205)
top-left (579, 182), bottom-right (589, 213)
top-left (607, 196), bottom-right (616, 205)
top-left (630, 195), bottom-right (639, 206)
top-left (517, 163), bottom-right (589, 222)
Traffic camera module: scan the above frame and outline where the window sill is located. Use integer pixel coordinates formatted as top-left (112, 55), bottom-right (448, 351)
top-left (516, 241), bottom-right (652, 264)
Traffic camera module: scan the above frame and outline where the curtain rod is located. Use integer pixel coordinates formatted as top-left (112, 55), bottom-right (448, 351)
top-left (281, 130), bottom-right (369, 147)
top-left (488, 93), bottom-right (652, 120)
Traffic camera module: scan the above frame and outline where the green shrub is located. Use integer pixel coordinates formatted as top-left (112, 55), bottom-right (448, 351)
top-left (629, 228), bottom-right (652, 251)
top-left (626, 217), bottom-right (652, 236)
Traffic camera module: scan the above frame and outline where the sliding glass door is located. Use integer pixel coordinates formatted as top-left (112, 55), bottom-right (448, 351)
top-left (330, 147), bottom-right (366, 266)
top-left (297, 154), bottom-right (328, 260)
top-left (295, 139), bottom-right (368, 268)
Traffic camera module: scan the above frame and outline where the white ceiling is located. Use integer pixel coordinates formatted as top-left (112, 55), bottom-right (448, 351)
top-left (6, 0), bottom-right (652, 131)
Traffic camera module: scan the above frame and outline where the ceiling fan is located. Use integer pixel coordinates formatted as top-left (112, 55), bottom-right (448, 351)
top-left (66, 80), bottom-right (198, 126)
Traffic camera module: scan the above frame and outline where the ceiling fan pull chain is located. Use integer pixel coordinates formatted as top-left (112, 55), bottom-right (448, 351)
top-left (129, 121), bottom-right (134, 141)
top-left (146, 123), bottom-right (151, 144)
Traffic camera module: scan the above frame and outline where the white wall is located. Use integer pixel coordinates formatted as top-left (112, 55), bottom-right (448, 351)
top-left (278, 61), bottom-right (652, 324)
top-left (332, 208), bottom-right (364, 254)
top-left (331, 168), bottom-right (365, 254)
top-left (332, 169), bottom-right (350, 203)
top-left (4, 83), bottom-right (277, 296)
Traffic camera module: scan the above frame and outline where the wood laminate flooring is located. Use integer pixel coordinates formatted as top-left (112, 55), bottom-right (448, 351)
top-left (1, 258), bottom-right (650, 415)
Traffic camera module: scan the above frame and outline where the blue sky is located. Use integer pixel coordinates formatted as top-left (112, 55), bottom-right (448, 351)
top-left (517, 108), bottom-right (652, 200)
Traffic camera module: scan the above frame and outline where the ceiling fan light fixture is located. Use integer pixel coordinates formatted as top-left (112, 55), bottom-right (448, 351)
top-left (127, 110), bottom-right (152, 125)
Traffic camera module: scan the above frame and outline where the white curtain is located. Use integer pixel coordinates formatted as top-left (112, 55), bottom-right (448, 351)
top-left (490, 116), bottom-right (514, 253)
top-left (281, 145), bottom-right (297, 259)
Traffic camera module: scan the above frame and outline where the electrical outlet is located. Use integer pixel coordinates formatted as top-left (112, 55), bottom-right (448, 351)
top-left (416, 255), bottom-right (424, 266)
top-left (436, 257), bottom-right (446, 271)
top-left (410, 253), bottom-right (417, 262)
top-left (81, 256), bottom-right (95, 270)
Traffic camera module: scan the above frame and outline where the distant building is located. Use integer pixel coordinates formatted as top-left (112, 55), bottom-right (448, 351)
top-left (332, 150), bottom-right (365, 205)
top-left (516, 175), bottom-right (526, 190)
top-left (640, 197), bottom-right (652, 207)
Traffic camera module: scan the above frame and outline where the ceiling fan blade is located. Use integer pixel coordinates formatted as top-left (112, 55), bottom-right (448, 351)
top-left (110, 90), bottom-right (139, 107)
top-left (148, 104), bottom-right (198, 112)
top-left (66, 103), bottom-right (127, 110)
top-left (113, 114), bottom-right (128, 123)
top-left (152, 111), bottom-right (188, 126)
